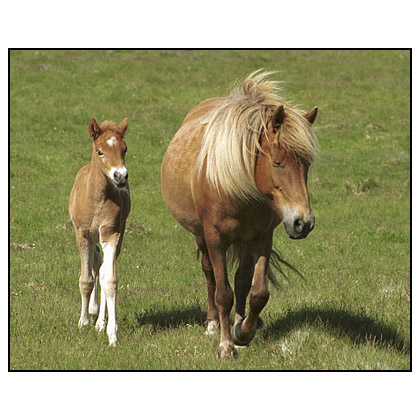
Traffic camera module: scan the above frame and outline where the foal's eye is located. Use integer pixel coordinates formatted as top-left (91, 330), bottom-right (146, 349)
top-left (97, 150), bottom-right (104, 157)
top-left (124, 147), bottom-right (127, 154)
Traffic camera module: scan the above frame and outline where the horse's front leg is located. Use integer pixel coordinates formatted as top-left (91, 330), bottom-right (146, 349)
top-left (204, 228), bottom-right (237, 359)
top-left (234, 244), bottom-right (254, 327)
top-left (98, 229), bottom-right (120, 346)
top-left (232, 234), bottom-right (272, 346)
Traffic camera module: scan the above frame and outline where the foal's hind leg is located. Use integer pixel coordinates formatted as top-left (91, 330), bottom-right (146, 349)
top-left (195, 235), bottom-right (219, 335)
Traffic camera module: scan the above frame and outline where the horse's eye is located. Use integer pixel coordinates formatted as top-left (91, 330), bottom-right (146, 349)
top-left (97, 150), bottom-right (104, 157)
top-left (273, 161), bottom-right (284, 168)
top-left (124, 147), bottom-right (127, 154)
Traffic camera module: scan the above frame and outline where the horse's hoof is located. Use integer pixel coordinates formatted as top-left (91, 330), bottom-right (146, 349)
top-left (204, 319), bottom-right (219, 335)
top-left (232, 319), bottom-right (256, 346)
top-left (217, 341), bottom-right (238, 359)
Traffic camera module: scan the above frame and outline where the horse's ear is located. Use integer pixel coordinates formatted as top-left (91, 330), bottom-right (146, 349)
top-left (88, 119), bottom-right (102, 140)
top-left (117, 118), bottom-right (129, 137)
top-left (272, 105), bottom-right (284, 131)
top-left (304, 106), bottom-right (318, 125)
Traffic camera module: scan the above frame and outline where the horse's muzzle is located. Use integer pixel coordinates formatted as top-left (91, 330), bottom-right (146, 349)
top-left (284, 213), bottom-right (315, 239)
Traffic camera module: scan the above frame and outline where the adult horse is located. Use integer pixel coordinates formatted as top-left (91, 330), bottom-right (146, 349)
top-left (69, 118), bottom-right (130, 346)
top-left (161, 71), bottom-right (318, 358)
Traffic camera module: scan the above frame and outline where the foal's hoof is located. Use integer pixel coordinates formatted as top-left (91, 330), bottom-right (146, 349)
top-left (218, 341), bottom-right (238, 359)
top-left (95, 318), bottom-right (107, 333)
top-left (78, 317), bottom-right (90, 328)
top-left (108, 334), bottom-right (118, 347)
top-left (232, 319), bottom-right (256, 346)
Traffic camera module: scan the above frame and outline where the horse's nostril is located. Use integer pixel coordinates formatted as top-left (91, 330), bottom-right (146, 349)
top-left (294, 218), bottom-right (304, 234)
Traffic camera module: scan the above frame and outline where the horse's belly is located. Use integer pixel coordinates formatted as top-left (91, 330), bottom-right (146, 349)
top-left (161, 136), bottom-right (203, 236)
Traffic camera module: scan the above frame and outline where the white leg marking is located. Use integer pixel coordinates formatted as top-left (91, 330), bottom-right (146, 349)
top-left (95, 285), bottom-right (107, 333)
top-left (205, 320), bottom-right (219, 335)
top-left (89, 247), bottom-right (102, 318)
top-left (99, 241), bottom-right (118, 346)
top-left (89, 275), bottom-right (99, 317)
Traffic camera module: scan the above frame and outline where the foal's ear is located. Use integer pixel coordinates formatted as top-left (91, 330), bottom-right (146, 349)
top-left (117, 118), bottom-right (129, 138)
top-left (304, 106), bottom-right (318, 125)
top-left (88, 119), bottom-right (102, 140)
top-left (271, 105), bottom-right (284, 132)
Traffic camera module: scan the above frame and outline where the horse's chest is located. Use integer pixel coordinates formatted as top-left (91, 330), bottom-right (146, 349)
top-left (211, 202), bottom-right (279, 243)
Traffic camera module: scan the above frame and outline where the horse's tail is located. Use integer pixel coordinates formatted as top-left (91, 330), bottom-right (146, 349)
top-left (227, 243), bottom-right (304, 289)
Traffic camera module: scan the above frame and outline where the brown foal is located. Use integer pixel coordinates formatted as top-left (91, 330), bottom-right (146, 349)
top-left (69, 118), bottom-right (130, 346)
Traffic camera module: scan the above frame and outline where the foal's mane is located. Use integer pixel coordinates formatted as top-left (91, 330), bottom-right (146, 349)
top-left (197, 70), bottom-right (319, 203)
top-left (100, 120), bottom-right (119, 133)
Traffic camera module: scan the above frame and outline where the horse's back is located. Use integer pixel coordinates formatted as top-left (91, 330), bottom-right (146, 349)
top-left (161, 97), bottom-right (223, 235)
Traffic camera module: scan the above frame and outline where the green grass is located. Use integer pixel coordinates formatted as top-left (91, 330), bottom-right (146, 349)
top-left (9, 50), bottom-right (410, 370)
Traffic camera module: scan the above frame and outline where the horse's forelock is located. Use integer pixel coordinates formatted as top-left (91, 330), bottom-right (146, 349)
top-left (198, 70), bottom-right (319, 203)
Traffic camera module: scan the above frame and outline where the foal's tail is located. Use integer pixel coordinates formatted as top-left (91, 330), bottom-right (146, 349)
top-left (228, 243), bottom-right (304, 290)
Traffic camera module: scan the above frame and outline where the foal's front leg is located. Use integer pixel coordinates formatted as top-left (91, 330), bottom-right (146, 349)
top-left (76, 230), bottom-right (95, 328)
top-left (97, 230), bottom-right (120, 346)
top-left (89, 245), bottom-right (102, 322)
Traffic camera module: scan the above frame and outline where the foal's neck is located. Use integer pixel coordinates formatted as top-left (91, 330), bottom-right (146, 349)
top-left (88, 152), bottom-right (112, 195)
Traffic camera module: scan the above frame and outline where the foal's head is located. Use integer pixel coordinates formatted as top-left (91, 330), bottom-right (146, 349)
top-left (88, 118), bottom-right (129, 188)
top-left (257, 105), bottom-right (318, 239)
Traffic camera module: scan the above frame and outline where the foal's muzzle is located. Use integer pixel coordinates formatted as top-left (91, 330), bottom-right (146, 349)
top-left (284, 213), bottom-right (315, 239)
top-left (112, 168), bottom-right (128, 188)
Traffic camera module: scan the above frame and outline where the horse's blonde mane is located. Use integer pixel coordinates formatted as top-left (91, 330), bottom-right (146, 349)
top-left (197, 70), bottom-right (319, 203)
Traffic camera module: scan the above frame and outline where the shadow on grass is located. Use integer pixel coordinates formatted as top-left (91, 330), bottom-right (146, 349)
top-left (133, 304), bottom-right (410, 355)
top-left (135, 305), bottom-right (207, 332)
top-left (263, 307), bottom-right (410, 354)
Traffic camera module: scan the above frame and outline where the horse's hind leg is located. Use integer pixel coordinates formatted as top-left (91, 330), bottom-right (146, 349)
top-left (88, 245), bottom-right (102, 322)
top-left (76, 230), bottom-right (95, 328)
top-left (195, 235), bottom-right (219, 335)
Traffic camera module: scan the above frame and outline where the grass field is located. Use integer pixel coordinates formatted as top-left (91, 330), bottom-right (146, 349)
top-left (9, 50), bottom-right (410, 370)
